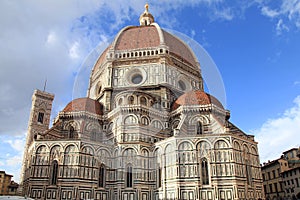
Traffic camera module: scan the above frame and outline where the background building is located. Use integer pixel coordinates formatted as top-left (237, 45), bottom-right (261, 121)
top-left (0, 171), bottom-right (18, 196)
top-left (261, 147), bottom-right (300, 200)
top-left (20, 5), bottom-right (264, 200)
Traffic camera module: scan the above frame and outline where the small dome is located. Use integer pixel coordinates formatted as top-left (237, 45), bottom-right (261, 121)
top-left (172, 90), bottom-right (224, 110)
top-left (63, 97), bottom-right (103, 115)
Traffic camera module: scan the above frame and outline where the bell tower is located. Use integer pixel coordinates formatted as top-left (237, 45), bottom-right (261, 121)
top-left (25, 89), bottom-right (54, 145)
top-left (20, 89), bottom-right (54, 194)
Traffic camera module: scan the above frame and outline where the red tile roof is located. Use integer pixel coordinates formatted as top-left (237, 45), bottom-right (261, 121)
top-left (63, 97), bottom-right (103, 115)
top-left (113, 25), bottom-right (198, 67)
top-left (115, 26), bottom-right (160, 50)
top-left (172, 90), bottom-right (223, 110)
top-left (162, 30), bottom-right (197, 67)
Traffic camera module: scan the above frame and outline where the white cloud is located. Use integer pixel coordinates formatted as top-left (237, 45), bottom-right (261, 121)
top-left (253, 96), bottom-right (300, 162)
top-left (46, 31), bottom-right (57, 45)
top-left (5, 137), bottom-right (26, 153)
top-left (259, 0), bottom-right (300, 33)
top-left (294, 81), bottom-right (300, 85)
top-left (69, 41), bottom-right (80, 59)
top-left (213, 8), bottom-right (234, 21)
top-left (276, 18), bottom-right (290, 35)
top-left (261, 6), bottom-right (279, 18)
top-left (6, 155), bottom-right (22, 167)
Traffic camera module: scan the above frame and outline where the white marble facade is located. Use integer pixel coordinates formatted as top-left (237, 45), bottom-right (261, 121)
top-left (20, 5), bottom-right (264, 200)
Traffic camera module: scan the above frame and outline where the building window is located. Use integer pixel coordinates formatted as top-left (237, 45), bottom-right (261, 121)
top-left (157, 167), bottom-right (162, 188)
top-left (264, 185), bottom-right (267, 193)
top-left (141, 117), bottom-right (149, 125)
top-left (98, 165), bottom-right (105, 188)
top-left (50, 160), bottom-right (58, 185)
top-left (126, 165), bottom-right (133, 188)
top-left (128, 96), bottom-right (134, 105)
top-left (196, 121), bottom-right (203, 135)
top-left (118, 98), bottom-right (123, 106)
top-left (201, 159), bottom-right (209, 185)
top-left (178, 80), bottom-right (186, 91)
top-left (274, 183), bottom-right (278, 193)
top-left (91, 131), bottom-right (97, 141)
top-left (140, 97), bottom-right (147, 106)
top-left (246, 160), bottom-right (252, 185)
top-left (124, 115), bottom-right (137, 125)
top-left (69, 126), bottom-right (75, 138)
top-left (38, 112), bottom-right (44, 124)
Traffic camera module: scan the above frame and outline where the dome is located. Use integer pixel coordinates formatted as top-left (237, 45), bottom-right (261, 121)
top-left (110, 25), bottom-right (198, 68)
top-left (63, 97), bottom-right (103, 115)
top-left (172, 90), bottom-right (224, 110)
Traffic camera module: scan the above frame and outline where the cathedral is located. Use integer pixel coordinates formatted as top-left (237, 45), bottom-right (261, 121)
top-left (20, 5), bottom-right (264, 200)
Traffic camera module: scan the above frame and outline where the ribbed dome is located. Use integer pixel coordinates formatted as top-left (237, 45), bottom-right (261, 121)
top-left (172, 90), bottom-right (223, 111)
top-left (63, 97), bottom-right (103, 115)
top-left (111, 25), bottom-right (198, 68)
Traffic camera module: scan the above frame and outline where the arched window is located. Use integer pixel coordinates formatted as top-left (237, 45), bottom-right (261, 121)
top-left (201, 159), bottom-right (209, 185)
top-left (50, 160), bottom-right (58, 185)
top-left (140, 97), bottom-right (147, 106)
top-left (98, 165), bottom-right (106, 187)
top-left (69, 126), bottom-right (75, 138)
top-left (118, 98), bottom-right (123, 106)
top-left (128, 96), bottom-right (134, 105)
top-left (126, 165), bottom-right (133, 187)
top-left (124, 115), bottom-right (137, 125)
top-left (246, 160), bottom-right (252, 185)
top-left (157, 167), bottom-right (162, 188)
top-left (141, 117), bottom-right (149, 125)
top-left (37, 112), bottom-right (44, 124)
top-left (91, 131), bottom-right (97, 141)
top-left (196, 121), bottom-right (203, 135)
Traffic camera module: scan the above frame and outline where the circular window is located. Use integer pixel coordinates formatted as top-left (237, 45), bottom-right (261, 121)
top-left (178, 80), bottom-right (186, 91)
top-left (132, 74), bottom-right (143, 84)
top-left (126, 67), bottom-right (147, 86)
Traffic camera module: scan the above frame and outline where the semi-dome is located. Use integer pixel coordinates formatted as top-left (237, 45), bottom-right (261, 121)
top-left (172, 90), bottom-right (224, 111)
top-left (63, 97), bottom-right (103, 115)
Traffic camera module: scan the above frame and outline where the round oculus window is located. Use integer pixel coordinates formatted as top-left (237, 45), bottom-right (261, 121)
top-left (178, 80), bottom-right (186, 91)
top-left (126, 67), bottom-right (147, 85)
top-left (131, 74), bottom-right (143, 84)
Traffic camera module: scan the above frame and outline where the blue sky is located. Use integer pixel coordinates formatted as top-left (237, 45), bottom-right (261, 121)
top-left (0, 0), bottom-right (300, 182)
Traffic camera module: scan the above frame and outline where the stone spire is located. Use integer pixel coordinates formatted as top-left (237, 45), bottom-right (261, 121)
top-left (139, 3), bottom-right (154, 26)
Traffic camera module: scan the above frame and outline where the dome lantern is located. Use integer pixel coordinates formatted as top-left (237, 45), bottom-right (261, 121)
top-left (139, 3), bottom-right (154, 26)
